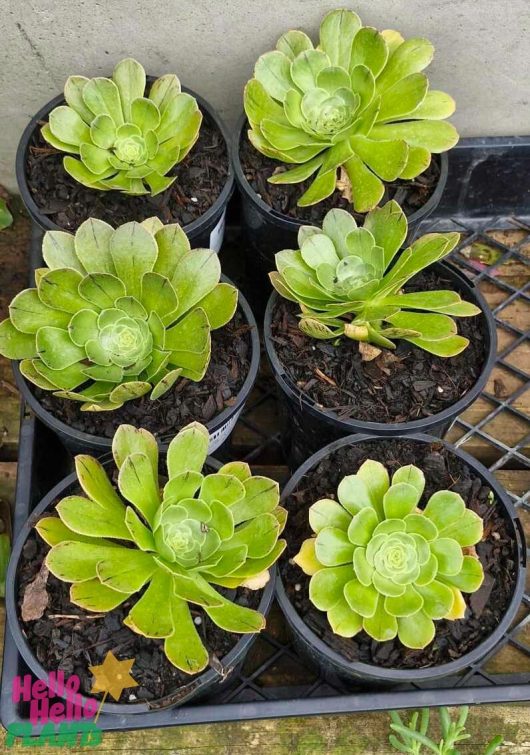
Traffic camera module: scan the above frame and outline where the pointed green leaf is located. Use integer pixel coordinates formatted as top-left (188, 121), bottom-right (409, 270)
top-left (416, 580), bottom-right (455, 620)
top-left (35, 517), bottom-right (102, 547)
top-left (397, 611), bottom-right (435, 649)
top-left (124, 570), bottom-right (173, 637)
top-left (337, 474), bottom-right (374, 515)
top-left (430, 537), bottom-right (464, 577)
top-left (347, 507), bottom-right (379, 546)
top-left (344, 578), bottom-right (379, 618)
top-left (424, 490), bottom-right (466, 529)
top-left (38, 268), bottom-right (88, 313)
top-left (363, 598), bottom-right (398, 642)
top-left (350, 28), bottom-right (388, 77)
top-left (124, 507), bottom-right (156, 551)
top-left (315, 527), bottom-right (354, 567)
top-left (64, 75), bottom-right (93, 122)
top-left (167, 422), bottom-right (209, 477)
top-left (309, 498), bottom-right (351, 533)
top-left (205, 597), bottom-right (265, 633)
top-left (383, 482), bottom-right (419, 519)
top-left (82, 77), bottom-right (124, 125)
top-left (49, 105), bottom-right (90, 145)
top-left (254, 50), bottom-right (292, 102)
top-left (71, 579), bottom-right (131, 612)
top-left (371, 120), bottom-right (459, 153)
top-left (309, 565), bottom-right (352, 611)
top-left (229, 477), bottom-right (280, 524)
top-left (200, 473), bottom-right (245, 507)
top-left (74, 218), bottom-right (115, 274)
top-left (195, 283), bottom-right (238, 330)
top-left (109, 221), bottom-right (158, 298)
top-left (8, 289), bottom-right (69, 334)
top-left (409, 90), bottom-right (456, 120)
top-left (377, 37), bottom-right (434, 93)
top-left (385, 584), bottom-right (423, 617)
top-left (164, 595), bottom-right (209, 673)
top-left (327, 596), bottom-right (363, 637)
top-left (56, 495), bottom-right (130, 540)
top-left (344, 154), bottom-right (384, 212)
top-left (171, 249), bottom-right (221, 318)
top-left (438, 555), bottom-right (484, 593)
top-left (350, 135), bottom-right (409, 181)
top-left (438, 509), bottom-right (483, 547)
top-left (319, 8), bottom-right (361, 69)
top-left (118, 451), bottom-right (161, 526)
top-left (42, 230), bottom-right (83, 272)
top-left (97, 549), bottom-right (155, 593)
top-left (46, 541), bottom-right (122, 583)
top-left (36, 326), bottom-right (84, 369)
top-left (353, 547), bottom-right (374, 586)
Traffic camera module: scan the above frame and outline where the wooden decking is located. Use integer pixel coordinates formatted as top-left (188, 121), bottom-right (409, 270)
top-left (0, 206), bottom-right (528, 752)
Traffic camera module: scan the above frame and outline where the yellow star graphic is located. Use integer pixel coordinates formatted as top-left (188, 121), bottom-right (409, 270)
top-left (89, 651), bottom-right (138, 702)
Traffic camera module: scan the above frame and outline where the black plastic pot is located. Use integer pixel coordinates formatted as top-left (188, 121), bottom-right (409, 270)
top-left (5, 455), bottom-right (276, 714)
top-left (233, 115), bottom-right (448, 286)
top-left (276, 432), bottom-right (526, 686)
top-left (13, 278), bottom-right (260, 457)
top-left (16, 85), bottom-right (234, 251)
top-left (264, 260), bottom-right (497, 469)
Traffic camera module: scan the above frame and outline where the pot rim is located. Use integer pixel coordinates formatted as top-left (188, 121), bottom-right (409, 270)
top-left (12, 275), bottom-right (260, 453)
top-left (16, 83), bottom-right (234, 237)
top-left (263, 260), bottom-right (497, 436)
top-left (6, 456), bottom-right (276, 714)
top-left (232, 113), bottom-right (449, 231)
top-left (276, 431), bottom-right (526, 683)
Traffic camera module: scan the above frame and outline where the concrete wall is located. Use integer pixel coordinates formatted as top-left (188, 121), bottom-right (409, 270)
top-left (1, 0), bottom-right (529, 190)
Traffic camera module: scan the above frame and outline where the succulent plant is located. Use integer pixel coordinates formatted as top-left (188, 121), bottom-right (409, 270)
top-left (42, 58), bottom-right (202, 195)
top-left (0, 217), bottom-right (237, 410)
top-left (270, 200), bottom-right (480, 357)
top-left (295, 459), bottom-right (484, 649)
top-left (36, 422), bottom-right (286, 673)
top-left (244, 8), bottom-right (458, 211)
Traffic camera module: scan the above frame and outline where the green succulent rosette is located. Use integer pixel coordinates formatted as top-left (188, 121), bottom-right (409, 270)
top-left (36, 422), bottom-right (287, 673)
top-left (245, 8), bottom-right (458, 211)
top-left (0, 216), bottom-right (237, 410)
top-left (270, 200), bottom-right (481, 357)
top-left (42, 58), bottom-right (202, 195)
top-left (295, 460), bottom-right (484, 649)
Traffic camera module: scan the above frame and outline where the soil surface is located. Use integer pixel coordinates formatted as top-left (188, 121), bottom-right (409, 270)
top-left (26, 113), bottom-right (229, 231)
top-left (19, 528), bottom-right (262, 704)
top-left (35, 311), bottom-right (251, 441)
top-left (270, 270), bottom-right (487, 425)
top-left (239, 131), bottom-right (440, 226)
top-left (281, 437), bottom-right (518, 670)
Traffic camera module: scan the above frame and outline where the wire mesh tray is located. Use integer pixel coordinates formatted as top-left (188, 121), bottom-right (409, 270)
top-left (1, 136), bottom-right (529, 732)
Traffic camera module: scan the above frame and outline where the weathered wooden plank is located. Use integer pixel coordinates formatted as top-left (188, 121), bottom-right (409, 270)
top-left (0, 701), bottom-right (528, 753)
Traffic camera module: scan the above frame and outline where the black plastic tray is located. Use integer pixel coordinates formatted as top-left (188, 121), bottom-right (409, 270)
top-left (2, 135), bottom-right (530, 733)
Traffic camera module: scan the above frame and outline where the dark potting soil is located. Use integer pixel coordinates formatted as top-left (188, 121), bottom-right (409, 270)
top-left (34, 311), bottom-right (251, 441)
top-left (19, 531), bottom-right (262, 704)
top-left (270, 270), bottom-right (487, 424)
top-left (239, 132), bottom-right (440, 225)
top-left (281, 437), bottom-right (518, 669)
top-left (26, 114), bottom-right (229, 231)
